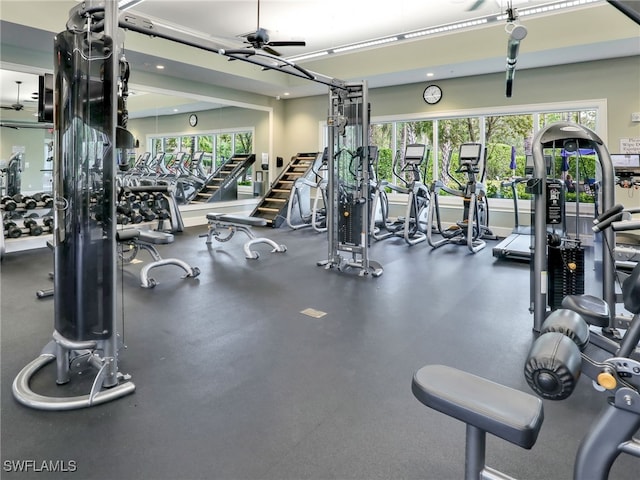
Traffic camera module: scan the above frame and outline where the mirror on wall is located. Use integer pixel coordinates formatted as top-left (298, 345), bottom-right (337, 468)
top-left (0, 69), bottom-right (54, 197)
top-left (0, 69), bottom-right (271, 207)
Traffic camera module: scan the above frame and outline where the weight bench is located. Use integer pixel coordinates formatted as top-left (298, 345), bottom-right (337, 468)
top-left (412, 364), bottom-right (544, 480)
top-left (202, 213), bottom-right (287, 259)
top-left (117, 228), bottom-right (200, 288)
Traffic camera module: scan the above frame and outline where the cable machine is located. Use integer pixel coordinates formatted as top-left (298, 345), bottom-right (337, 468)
top-left (12, 0), bottom-right (136, 410)
top-left (530, 122), bottom-right (616, 333)
top-left (12, 0), bottom-right (379, 410)
top-left (317, 82), bottom-right (383, 277)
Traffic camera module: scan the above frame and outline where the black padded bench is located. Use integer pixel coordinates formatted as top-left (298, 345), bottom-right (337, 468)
top-left (117, 228), bottom-right (199, 288)
top-left (203, 213), bottom-right (287, 259)
top-left (412, 364), bottom-right (544, 479)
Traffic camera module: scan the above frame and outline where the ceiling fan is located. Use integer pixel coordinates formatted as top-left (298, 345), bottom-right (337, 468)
top-left (239, 0), bottom-right (306, 56)
top-left (1, 81), bottom-right (27, 111)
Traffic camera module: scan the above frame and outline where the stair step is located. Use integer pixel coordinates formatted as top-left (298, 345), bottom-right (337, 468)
top-left (257, 207), bottom-right (279, 212)
top-left (264, 198), bottom-right (286, 203)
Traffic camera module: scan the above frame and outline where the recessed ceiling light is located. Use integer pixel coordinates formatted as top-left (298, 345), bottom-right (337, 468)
top-left (173, 108), bottom-right (179, 112)
top-left (156, 65), bottom-right (165, 70)
top-left (283, 92), bottom-right (290, 96)
top-left (426, 73), bottom-right (434, 77)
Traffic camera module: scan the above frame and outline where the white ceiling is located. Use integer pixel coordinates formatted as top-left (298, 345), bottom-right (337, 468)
top-left (0, 0), bottom-right (639, 120)
top-left (130, 0), bottom-right (540, 56)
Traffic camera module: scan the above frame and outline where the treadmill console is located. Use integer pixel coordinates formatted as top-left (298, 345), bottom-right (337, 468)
top-left (611, 153), bottom-right (640, 178)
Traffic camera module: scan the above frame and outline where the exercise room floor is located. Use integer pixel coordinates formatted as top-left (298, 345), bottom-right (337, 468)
top-left (1, 225), bottom-right (636, 480)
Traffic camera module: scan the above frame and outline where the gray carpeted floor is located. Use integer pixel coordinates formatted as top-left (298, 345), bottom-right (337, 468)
top-left (1, 225), bottom-right (636, 479)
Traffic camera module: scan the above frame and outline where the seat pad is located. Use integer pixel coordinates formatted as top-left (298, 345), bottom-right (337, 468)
top-left (412, 364), bottom-right (543, 449)
top-left (207, 213), bottom-right (267, 227)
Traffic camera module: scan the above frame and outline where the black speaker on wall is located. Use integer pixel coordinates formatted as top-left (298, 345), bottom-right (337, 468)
top-left (276, 156), bottom-right (283, 168)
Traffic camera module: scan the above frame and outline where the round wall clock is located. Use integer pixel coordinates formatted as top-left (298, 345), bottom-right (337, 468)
top-left (423, 85), bottom-right (442, 105)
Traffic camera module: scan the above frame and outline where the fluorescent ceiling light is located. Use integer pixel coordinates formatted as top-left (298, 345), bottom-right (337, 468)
top-left (333, 37), bottom-right (398, 53)
top-left (288, 0), bottom-right (602, 61)
top-left (119, 0), bottom-right (145, 11)
top-left (404, 18), bottom-right (488, 39)
top-left (288, 51), bottom-right (330, 62)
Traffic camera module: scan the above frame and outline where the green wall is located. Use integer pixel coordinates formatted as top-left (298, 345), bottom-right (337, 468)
top-left (281, 56), bottom-right (640, 161)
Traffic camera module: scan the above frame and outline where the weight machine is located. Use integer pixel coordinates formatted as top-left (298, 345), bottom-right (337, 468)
top-left (530, 122), bottom-right (616, 334)
top-left (317, 82), bottom-right (383, 277)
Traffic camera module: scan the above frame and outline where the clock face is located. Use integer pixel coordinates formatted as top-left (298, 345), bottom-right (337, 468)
top-left (423, 85), bottom-right (442, 105)
top-left (189, 114), bottom-right (198, 127)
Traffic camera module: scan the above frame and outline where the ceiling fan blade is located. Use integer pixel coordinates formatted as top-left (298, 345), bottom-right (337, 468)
top-left (467, 0), bottom-right (485, 11)
top-left (262, 45), bottom-right (281, 56)
top-left (1, 105), bottom-right (16, 110)
top-left (268, 41), bottom-right (306, 47)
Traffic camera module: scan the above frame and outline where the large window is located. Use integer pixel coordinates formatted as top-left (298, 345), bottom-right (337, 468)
top-left (370, 121), bottom-right (434, 185)
top-left (370, 104), bottom-right (599, 202)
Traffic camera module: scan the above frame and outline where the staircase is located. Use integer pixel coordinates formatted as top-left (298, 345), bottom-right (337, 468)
top-left (191, 153), bottom-right (256, 203)
top-left (251, 152), bottom-right (320, 228)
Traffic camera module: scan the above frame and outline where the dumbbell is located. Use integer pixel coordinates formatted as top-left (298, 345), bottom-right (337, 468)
top-left (129, 210), bottom-right (143, 223)
top-left (139, 205), bottom-right (156, 221)
top-left (13, 194), bottom-right (37, 209)
top-left (24, 218), bottom-right (43, 236)
top-left (154, 207), bottom-right (170, 220)
top-left (3, 220), bottom-right (22, 238)
top-left (118, 203), bottom-right (143, 224)
top-left (117, 204), bottom-right (132, 216)
top-left (33, 192), bottom-right (54, 208)
top-left (42, 216), bottom-right (54, 232)
top-left (1, 196), bottom-right (17, 211)
top-left (116, 214), bottom-right (131, 225)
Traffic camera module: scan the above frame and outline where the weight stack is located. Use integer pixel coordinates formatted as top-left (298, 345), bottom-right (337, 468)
top-left (547, 244), bottom-right (585, 310)
top-left (338, 201), bottom-right (363, 246)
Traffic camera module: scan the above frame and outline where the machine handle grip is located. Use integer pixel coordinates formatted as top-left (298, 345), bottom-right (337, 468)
top-left (593, 203), bottom-right (624, 225)
top-left (592, 212), bottom-right (624, 233)
top-left (611, 220), bottom-right (640, 232)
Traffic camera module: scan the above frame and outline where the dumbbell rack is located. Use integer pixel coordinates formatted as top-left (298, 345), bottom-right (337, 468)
top-left (117, 186), bottom-right (185, 234)
top-left (1, 193), bottom-right (54, 259)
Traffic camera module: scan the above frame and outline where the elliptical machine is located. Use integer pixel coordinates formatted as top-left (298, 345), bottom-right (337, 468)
top-left (426, 143), bottom-right (495, 253)
top-left (370, 144), bottom-right (430, 246)
top-left (286, 151), bottom-right (327, 231)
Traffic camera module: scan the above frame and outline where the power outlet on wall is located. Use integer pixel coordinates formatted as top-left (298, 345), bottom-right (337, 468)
top-left (631, 112), bottom-right (640, 122)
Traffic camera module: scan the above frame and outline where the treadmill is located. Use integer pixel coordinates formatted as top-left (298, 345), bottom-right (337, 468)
top-left (493, 154), bottom-right (564, 261)
top-left (492, 175), bottom-right (533, 260)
